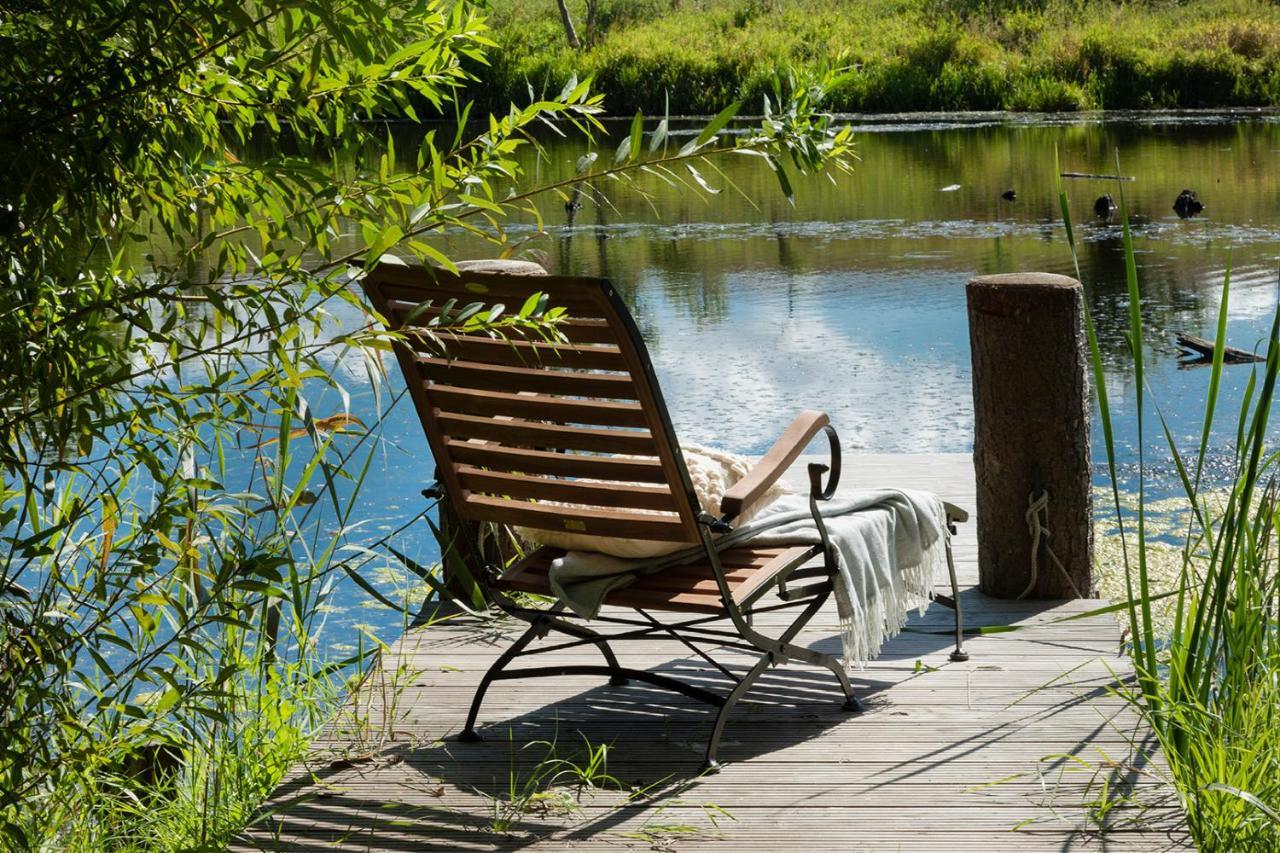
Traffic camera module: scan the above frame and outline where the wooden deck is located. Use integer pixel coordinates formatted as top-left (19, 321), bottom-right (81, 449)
top-left (236, 454), bottom-right (1190, 852)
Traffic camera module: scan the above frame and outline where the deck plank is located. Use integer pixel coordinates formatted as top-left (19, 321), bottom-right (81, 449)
top-left (235, 453), bottom-right (1191, 852)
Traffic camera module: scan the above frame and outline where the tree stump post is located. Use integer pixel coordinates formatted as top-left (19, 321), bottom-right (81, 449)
top-left (436, 259), bottom-right (547, 605)
top-left (967, 273), bottom-right (1093, 599)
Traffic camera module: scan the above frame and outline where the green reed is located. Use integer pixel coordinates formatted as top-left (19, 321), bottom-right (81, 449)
top-left (0, 362), bottom-right (413, 851)
top-left (1059, 159), bottom-right (1280, 851)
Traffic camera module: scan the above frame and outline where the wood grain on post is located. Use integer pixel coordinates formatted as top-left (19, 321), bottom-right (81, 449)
top-left (967, 273), bottom-right (1093, 599)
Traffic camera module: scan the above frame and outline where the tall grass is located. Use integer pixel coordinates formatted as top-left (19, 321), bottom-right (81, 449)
top-left (1061, 165), bottom-right (1280, 850)
top-left (0, 366), bottom-right (421, 850)
top-left (477, 0), bottom-right (1280, 114)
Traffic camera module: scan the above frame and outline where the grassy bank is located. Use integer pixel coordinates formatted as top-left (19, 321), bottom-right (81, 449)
top-left (478, 0), bottom-right (1280, 114)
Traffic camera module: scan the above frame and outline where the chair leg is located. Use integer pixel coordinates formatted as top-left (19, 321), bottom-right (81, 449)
top-left (814, 652), bottom-right (862, 713)
top-left (945, 533), bottom-right (969, 663)
top-left (459, 616), bottom-right (544, 741)
top-left (702, 654), bottom-right (771, 774)
top-left (542, 615), bottom-right (630, 686)
top-left (771, 586), bottom-right (859, 710)
top-left (700, 588), bottom-right (857, 774)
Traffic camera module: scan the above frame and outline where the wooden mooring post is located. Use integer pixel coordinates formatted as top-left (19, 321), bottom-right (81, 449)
top-left (967, 273), bottom-right (1093, 599)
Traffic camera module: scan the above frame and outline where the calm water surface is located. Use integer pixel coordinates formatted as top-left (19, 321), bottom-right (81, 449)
top-left (307, 113), bottom-right (1280, 647)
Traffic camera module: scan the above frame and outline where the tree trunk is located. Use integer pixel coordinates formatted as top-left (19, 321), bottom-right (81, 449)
top-left (584, 0), bottom-right (598, 45)
top-left (967, 273), bottom-right (1093, 599)
top-left (554, 0), bottom-right (582, 49)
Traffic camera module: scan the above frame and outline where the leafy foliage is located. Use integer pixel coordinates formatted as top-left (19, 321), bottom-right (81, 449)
top-left (480, 0), bottom-right (1280, 114)
top-left (0, 1), bottom-right (854, 847)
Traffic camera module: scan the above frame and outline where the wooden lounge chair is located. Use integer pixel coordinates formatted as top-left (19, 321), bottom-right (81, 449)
top-left (362, 262), bottom-right (969, 770)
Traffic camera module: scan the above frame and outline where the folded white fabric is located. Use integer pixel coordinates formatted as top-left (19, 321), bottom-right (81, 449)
top-left (548, 488), bottom-right (948, 670)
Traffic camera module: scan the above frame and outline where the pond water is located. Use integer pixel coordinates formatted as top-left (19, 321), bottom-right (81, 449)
top-left (308, 112), bottom-right (1280, 650)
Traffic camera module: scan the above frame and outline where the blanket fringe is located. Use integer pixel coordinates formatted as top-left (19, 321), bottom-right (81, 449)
top-left (836, 534), bottom-right (946, 670)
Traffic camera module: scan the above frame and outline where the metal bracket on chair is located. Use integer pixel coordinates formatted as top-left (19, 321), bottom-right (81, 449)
top-left (698, 512), bottom-right (733, 534)
top-left (422, 481), bottom-right (444, 501)
top-left (778, 581), bottom-right (833, 602)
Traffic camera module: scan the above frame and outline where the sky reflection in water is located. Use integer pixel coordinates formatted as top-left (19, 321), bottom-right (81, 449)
top-left (305, 114), bottom-right (1280, 648)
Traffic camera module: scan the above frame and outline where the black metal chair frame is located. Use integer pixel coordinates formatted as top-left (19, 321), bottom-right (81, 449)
top-left (366, 263), bottom-right (970, 772)
top-left (435, 452), bottom-right (970, 772)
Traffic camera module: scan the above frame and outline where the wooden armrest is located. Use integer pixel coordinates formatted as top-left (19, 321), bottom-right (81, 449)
top-left (721, 410), bottom-right (834, 520)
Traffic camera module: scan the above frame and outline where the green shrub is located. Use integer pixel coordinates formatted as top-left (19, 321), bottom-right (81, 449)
top-left (475, 0), bottom-right (1280, 114)
top-left (1161, 48), bottom-right (1252, 107)
top-left (1010, 76), bottom-right (1089, 111)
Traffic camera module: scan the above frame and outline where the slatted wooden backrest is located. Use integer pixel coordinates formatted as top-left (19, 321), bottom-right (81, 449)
top-left (362, 263), bottom-right (704, 545)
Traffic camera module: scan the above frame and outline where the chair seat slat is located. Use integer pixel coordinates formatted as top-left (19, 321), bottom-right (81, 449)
top-left (387, 301), bottom-right (620, 345)
top-left (462, 495), bottom-right (692, 542)
top-left (385, 296), bottom-right (606, 323)
top-left (374, 276), bottom-right (603, 312)
top-left (456, 466), bottom-right (680, 512)
top-left (497, 545), bottom-right (819, 613)
top-left (445, 439), bottom-right (669, 483)
top-left (406, 334), bottom-right (628, 371)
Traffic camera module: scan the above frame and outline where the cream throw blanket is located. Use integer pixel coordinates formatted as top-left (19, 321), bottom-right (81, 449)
top-left (548, 488), bottom-right (949, 670)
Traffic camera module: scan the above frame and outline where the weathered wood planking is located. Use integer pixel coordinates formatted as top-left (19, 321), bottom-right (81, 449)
top-left (235, 453), bottom-right (1190, 852)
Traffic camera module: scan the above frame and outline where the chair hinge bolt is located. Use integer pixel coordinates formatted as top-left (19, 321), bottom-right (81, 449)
top-left (697, 512), bottom-right (733, 534)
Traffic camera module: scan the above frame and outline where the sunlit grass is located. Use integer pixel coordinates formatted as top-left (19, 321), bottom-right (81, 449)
top-left (478, 0), bottom-right (1280, 114)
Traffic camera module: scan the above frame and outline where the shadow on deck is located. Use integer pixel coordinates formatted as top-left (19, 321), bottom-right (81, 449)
top-left (234, 455), bottom-right (1189, 853)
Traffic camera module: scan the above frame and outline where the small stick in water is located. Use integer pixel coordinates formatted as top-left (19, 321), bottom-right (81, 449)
top-left (1176, 332), bottom-right (1264, 366)
top-left (1060, 171), bottom-right (1137, 182)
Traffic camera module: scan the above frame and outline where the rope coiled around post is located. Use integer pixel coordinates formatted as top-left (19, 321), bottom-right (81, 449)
top-left (1020, 489), bottom-right (1084, 600)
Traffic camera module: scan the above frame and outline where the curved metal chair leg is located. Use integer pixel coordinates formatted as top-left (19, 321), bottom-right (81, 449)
top-left (779, 641), bottom-right (862, 712)
top-left (814, 652), bottom-right (862, 712)
top-left (702, 654), bottom-right (771, 773)
top-left (460, 617), bottom-right (544, 741)
top-left (764, 584), bottom-right (859, 709)
top-left (544, 615), bottom-right (629, 685)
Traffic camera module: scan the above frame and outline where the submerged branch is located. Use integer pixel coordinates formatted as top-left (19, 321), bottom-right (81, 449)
top-left (1176, 332), bottom-right (1265, 367)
